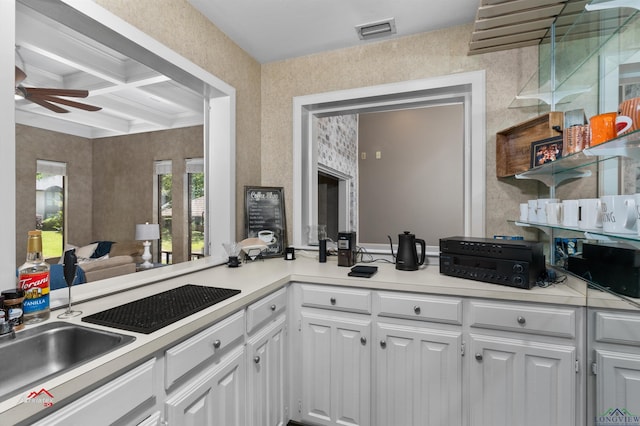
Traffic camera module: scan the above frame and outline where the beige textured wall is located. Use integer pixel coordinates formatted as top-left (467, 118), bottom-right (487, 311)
top-left (261, 24), bottom-right (547, 240)
top-left (95, 0), bottom-right (262, 240)
top-left (16, 125), bottom-right (93, 262)
top-left (92, 126), bottom-right (203, 264)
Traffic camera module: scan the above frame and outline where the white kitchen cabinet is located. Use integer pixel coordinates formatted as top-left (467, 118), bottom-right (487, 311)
top-left (590, 309), bottom-right (640, 424)
top-left (32, 358), bottom-right (157, 426)
top-left (300, 309), bottom-right (371, 426)
top-left (375, 321), bottom-right (462, 426)
top-left (374, 290), bottom-right (463, 426)
top-left (164, 344), bottom-right (245, 426)
top-left (467, 300), bottom-right (580, 426)
top-left (246, 314), bottom-right (287, 426)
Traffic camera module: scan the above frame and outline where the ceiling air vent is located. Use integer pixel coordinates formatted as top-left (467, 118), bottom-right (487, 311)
top-left (356, 18), bottom-right (397, 41)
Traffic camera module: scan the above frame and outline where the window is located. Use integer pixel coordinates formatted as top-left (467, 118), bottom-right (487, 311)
top-left (36, 160), bottom-right (66, 260)
top-left (155, 160), bottom-right (172, 264)
top-left (186, 158), bottom-right (205, 260)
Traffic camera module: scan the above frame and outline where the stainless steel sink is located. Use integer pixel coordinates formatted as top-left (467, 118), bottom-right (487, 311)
top-left (0, 321), bottom-right (135, 400)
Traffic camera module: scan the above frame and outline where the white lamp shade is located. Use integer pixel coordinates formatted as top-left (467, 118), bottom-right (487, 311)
top-left (135, 223), bottom-right (160, 241)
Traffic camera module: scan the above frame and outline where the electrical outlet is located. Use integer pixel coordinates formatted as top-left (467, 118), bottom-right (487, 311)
top-left (361, 152), bottom-right (366, 160)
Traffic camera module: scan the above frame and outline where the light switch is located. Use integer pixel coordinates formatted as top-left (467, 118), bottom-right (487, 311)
top-left (376, 151), bottom-right (382, 159)
top-left (361, 152), bottom-right (367, 160)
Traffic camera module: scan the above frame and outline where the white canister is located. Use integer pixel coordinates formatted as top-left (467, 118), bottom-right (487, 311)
top-left (600, 195), bottom-right (637, 234)
top-left (562, 199), bottom-right (579, 227)
top-left (578, 198), bottom-right (602, 230)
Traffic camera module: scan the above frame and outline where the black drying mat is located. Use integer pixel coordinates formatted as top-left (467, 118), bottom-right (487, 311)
top-left (82, 284), bottom-right (241, 334)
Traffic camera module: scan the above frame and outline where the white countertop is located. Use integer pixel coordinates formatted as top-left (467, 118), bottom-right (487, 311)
top-left (0, 254), bottom-right (627, 423)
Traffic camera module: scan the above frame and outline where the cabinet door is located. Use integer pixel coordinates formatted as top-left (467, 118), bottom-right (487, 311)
top-left (469, 334), bottom-right (576, 426)
top-left (165, 345), bottom-right (245, 426)
top-left (375, 321), bottom-right (462, 426)
top-left (596, 349), bottom-right (640, 420)
top-left (300, 310), bottom-right (371, 426)
top-left (32, 358), bottom-right (156, 426)
top-left (246, 315), bottom-right (287, 426)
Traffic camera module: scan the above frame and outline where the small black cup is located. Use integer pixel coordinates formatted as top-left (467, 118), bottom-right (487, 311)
top-left (228, 256), bottom-right (240, 267)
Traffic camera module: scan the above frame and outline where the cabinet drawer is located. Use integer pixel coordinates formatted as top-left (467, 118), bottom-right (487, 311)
top-left (468, 300), bottom-right (576, 338)
top-left (377, 291), bottom-right (462, 325)
top-left (595, 311), bottom-right (640, 346)
top-left (246, 287), bottom-right (287, 333)
top-left (300, 284), bottom-right (371, 314)
top-left (165, 310), bottom-right (245, 389)
top-left (33, 358), bottom-right (156, 426)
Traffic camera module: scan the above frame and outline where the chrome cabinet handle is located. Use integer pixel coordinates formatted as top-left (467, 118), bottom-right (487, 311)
top-left (330, 297), bottom-right (336, 305)
top-left (213, 339), bottom-right (221, 349)
top-left (360, 337), bottom-right (367, 345)
top-left (270, 304), bottom-right (276, 311)
top-left (380, 340), bottom-right (387, 349)
top-left (254, 356), bottom-right (260, 364)
top-left (414, 305), bottom-right (421, 315)
top-left (517, 316), bottom-right (526, 325)
top-left (475, 353), bottom-right (483, 361)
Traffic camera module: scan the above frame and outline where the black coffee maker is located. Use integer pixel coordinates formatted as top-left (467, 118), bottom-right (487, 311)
top-left (395, 231), bottom-right (426, 271)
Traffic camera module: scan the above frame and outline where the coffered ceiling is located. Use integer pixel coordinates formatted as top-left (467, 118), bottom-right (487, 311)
top-left (15, 2), bottom-right (204, 139)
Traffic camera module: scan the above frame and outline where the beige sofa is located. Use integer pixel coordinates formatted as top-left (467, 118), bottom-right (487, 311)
top-left (49, 241), bottom-right (144, 282)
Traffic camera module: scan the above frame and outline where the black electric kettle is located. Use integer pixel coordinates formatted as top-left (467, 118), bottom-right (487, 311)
top-left (395, 231), bottom-right (426, 271)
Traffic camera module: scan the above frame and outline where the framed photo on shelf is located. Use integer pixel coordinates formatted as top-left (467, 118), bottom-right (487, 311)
top-left (530, 136), bottom-right (563, 168)
top-left (244, 186), bottom-right (287, 258)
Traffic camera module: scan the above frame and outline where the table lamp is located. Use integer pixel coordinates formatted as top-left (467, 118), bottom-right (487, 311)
top-left (135, 222), bottom-right (160, 268)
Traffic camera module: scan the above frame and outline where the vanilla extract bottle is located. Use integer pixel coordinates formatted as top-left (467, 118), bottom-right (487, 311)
top-left (18, 230), bottom-right (50, 324)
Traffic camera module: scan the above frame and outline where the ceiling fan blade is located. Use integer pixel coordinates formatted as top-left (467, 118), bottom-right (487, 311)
top-left (23, 87), bottom-right (89, 98)
top-left (38, 94), bottom-right (102, 112)
top-left (27, 97), bottom-right (70, 113)
top-left (15, 66), bottom-right (26, 85)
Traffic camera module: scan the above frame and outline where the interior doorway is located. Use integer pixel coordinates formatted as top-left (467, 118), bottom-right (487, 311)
top-left (318, 171), bottom-right (340, 242)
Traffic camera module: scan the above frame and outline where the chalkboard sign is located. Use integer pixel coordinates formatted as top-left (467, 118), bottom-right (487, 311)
top-left (244, 186), bottom-right (287, 257)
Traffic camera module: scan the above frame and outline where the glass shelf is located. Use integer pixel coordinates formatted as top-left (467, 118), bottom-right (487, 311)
top-left (510, 220), bottom-right (640, 244)
top-left (515, 128), bottom-right (640, 186)
top-left (510, 6), bottom-right (640, 110)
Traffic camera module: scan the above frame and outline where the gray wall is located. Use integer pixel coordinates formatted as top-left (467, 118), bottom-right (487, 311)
top-left (358, 105), bottom-right (464, 245)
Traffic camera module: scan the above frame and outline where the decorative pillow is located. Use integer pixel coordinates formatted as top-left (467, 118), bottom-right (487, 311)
top-left (75, 243), bottom-right (99, 260)
top-left (91, 241), bottom-right (114, 258)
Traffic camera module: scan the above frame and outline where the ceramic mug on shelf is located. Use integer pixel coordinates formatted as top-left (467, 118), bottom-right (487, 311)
top-left (617, 97), bottom-right (640, 135)
top-left (562, 199), bottom-right (580, 227)
top-left (578, 198), bottom-right (602, 230)
top-left (600, 194), bottom-right (637, 234)
top-left (528, 200), bottom-right (538, 223)
top-left (536, 198), bottom-right (559, 224)
top-left (589, 112), bottom-right (618, 146)
top-left (545, 202), bottom-right (563, 225)
top-left (519, 203), bottom-right (528, 222)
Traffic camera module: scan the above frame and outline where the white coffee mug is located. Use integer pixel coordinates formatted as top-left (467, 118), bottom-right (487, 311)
top-left (528, 200), bottom-right (538, 223)
top-left (600, 195), bottom-right (637, 234)
top-left (536, 198), bottom-right (559, 224)
top-left (546, 202), bottom-right (563, 225)
top-left (258, 230), bottom-right (276, 244)
top-left (578, 198), bottom-right (602, 230)
top-left (562, 199), bottom-right (580, 227)
top-left (519, 203), bottom-right (528, 222)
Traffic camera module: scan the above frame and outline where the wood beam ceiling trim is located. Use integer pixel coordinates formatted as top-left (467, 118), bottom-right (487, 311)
top-left (477, 0), bottom-right (567, 20)
top-left (471, 18), bottom-right (555, 41)
top-left (470, 29), bottom-right (550, 50)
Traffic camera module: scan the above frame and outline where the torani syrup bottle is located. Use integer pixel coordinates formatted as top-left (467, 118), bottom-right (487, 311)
top-left (18, 230), bottom-right (50, 324)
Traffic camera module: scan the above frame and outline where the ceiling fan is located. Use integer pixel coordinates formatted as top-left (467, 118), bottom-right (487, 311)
top-left (14, 66), bottom-right (102, 113)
